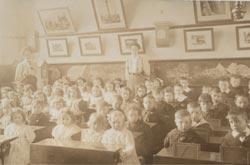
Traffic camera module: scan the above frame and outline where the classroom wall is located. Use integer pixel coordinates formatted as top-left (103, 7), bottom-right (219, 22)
top-left (30, 0), bottom-right (250, 64)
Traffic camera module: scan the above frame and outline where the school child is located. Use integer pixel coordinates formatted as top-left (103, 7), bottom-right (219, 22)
top-left (201, 85), bottom-right (212, 94)
top-left (1, 87), bottom-right (12, 100)
top-left (222, 109), bottom-right (250, 148)
top-left (43, 85), bottom-right (52, 102)
top-left (179, 77), bottom-right (194, 100)
top-left (234, 95), bottom-right (250, 119)
top-left (49, 97), bottom-right (65, 120)
top-left (103, 81), bottom-right (116, 105)
top-left (76, 77), bottom-right (87, 91)
top-left (102, 111), bottom-right (140, 164)
top-left (164, 109), bottom-right (204, 148)
top-left (187, 102), bottom-right (213, 134)
top-left (66, 85), bottom-right (82, 107)
top-left (8, 91), bottom-right (20, 108)
top-left (120, 87), bottom-right (133, 112)
top-left (153, 78), bottom-right (163, 90)
top-left (4, 109), bottom-right (36, 165)
top-left (142, 95), bottom-right (160, 123)
top-left (111, 94), bottom-right (123, 112)
top-left (81, 112), bottom-right (107, 143)
top-left (95, 100), bottom-right (111, 116)
top-left (218, 78), bottom-right (234, 102)
top-left (93, 77), bottom-right (104, 89)
top-left (51, 87), bottom-right (64, 100)
top-left (114, 78), bottom-right (122, 94)
top-left (52, 111), bottom-right (81, 140)
top-left (173, 84), bottom-right (188, 110)
top-left (145, 79), bottom-right (154, 95)
top-left (210, 87), bottom-right (229, 125)
top-left (133, 84), bottom-right (147, 106)
top-left (230, 75), bottom-right (245, 97)
top-left (21, 84), bottom-right (33, 112)
top-left (77, 78), bottom-right (90, 103)
top-left (33, 90), bottom-right (49, 113)
top-left (0, 99), bottom-right (12, 127)
top-left (29, 100), bottom-right (49, 126)
top-left (152, 88), bottom-right (175, 132)
top-left (164, 87), bottom-right (178, 111)
top-left (89, 85), bottom-right (104, 109)
top-left (198, 93), bottom-right (219, 120)
top-left (125, 106), bottom-right (153, 163)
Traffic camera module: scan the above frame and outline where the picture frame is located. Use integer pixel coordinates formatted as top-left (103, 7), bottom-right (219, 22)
top-left (193, 1), bottom-right (232, 24)
top-left (91, 0), bottom-right (127, 31)
top-left (118, 33), bottom-right (145, 55)
top-left (78, 36), bottom-right (103, 56)
top-left (38, 7), bottom-right (75, 34)
top-left (184, 28), bottom-right (214, 52)
top-left (46, 38), bottom-right (69, 57)
top-left (236, 25), bottom-right (250, 50)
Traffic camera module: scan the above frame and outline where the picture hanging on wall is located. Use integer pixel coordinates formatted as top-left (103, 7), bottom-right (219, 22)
top-left (184, 28), bottom-right (214, 52)
top-left (193, 1), bottom-right (232, 24)
top-left (79, 36), bottom-right (103, 56)
top-left (118, 33), bottom-right (145, 55)
top-left (46, 38), bottom-right (69, 57)
top-left (91, 0), bottom-right (127, 31)
top-left (38, 7), bottom-right (75, 34)
top-left (236, 25), bottom-right (250, 50)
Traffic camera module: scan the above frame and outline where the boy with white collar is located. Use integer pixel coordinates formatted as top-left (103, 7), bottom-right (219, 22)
top-left (222, 109), bottom-right (250, 147)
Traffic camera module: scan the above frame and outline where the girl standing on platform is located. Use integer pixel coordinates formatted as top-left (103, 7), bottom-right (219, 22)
top-left (52, 111), bottom-right (81, 140)
top-left (4, 109), bottom-right (36, 165)
top-left (102, 111), bottom-right (140, 165)
top-left (81, 113), bottom-right (107, 143)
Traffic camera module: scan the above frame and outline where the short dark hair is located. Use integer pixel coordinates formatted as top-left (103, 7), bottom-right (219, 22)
top-left (226, 109), bottom-right (248, 121)
top-left (10, 109), bottom-right (27, 123)
top-left (175, 109), bottom-right (190, 119)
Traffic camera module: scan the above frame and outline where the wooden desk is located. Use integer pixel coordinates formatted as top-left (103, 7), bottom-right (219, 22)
top-left (213, 127), bottom-right (230, 137)
top-left (30, 138), bottom-right (120, 164)
top-left (0, 135), bottom-right (17, 165)
top-left (154, 148), bottom-right (222, 164)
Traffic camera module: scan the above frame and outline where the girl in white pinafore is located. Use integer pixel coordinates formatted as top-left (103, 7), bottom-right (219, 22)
top-left (102, 111), bottom-right (140, 165)
top-left (4, 109), bottom-right (36, 165)
top-left (52, 110), bottom-right (81, 140)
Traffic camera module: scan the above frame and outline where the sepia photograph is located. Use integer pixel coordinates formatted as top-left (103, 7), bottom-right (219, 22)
top-left (1, 0), bottom-right (250, 164)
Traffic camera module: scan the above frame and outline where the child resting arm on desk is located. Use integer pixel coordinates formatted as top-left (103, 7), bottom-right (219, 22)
top-left (102, 110), bottom-right (140, 165)
top-left (164, 109), bottom-right (205, 148)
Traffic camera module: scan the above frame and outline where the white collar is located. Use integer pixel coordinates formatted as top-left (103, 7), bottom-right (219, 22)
top-left (232, 127), bottom-right (250, 138)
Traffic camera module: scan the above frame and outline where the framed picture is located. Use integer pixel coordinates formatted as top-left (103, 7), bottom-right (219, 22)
top-left (118, 33), bottom-right (145, 55)
top-left (38, 8), bottom-right (75, 34)
top-left (91, 0), bottom-right (127, 31)
top-left (236, 25), bottom-right (250, 50)
top-left (46, 38), bottom-right (69, 57)
top-left (184, 28), bottom-right (214, 52)
top-left (78, 36), bottom-right (103, 56)
top-left (193, 1), bottom-right (232, 24)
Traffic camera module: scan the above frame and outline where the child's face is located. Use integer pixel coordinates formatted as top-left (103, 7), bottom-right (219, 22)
top-left (112, 99), bottom-right (122, 110)
top-left (153, 92), bottom-right (163, 102)
top-left (180, 80), bottom-right (189, 88)
top-left (62, 114), bottom-right (72, 126)
top-left (235, 97), bottom-right (249, 109)
top-left (164, 92), bottom-right (174, 103)
top-left (44, 87), bottom-right (52, 96)
top-left (54, 89), bottom-right (63, 97)
top-left (202, 86), bottom-right (211, 94)
top-left (93, 80), bottom-right (102, 87)
top-left (13, 113), bottom-right (24, 124)
top-left (24, 89), bottom-right (32, 96)
top-left (32, 103), bottom-right (43, 114)
top-left (106, 83), bottom-right (114, 92)
top-left (137, 88), bottom-right (146, 98)
top-left (121, 89), bottom-right (130, 101)
top-left (230, 77), bottom-right (241, 88)
top-left (218, 81), bottom-right (229, 91)
top-left (36, 93), bottom-right (45, 102)
top-left (145, 81), bottom-right (153, 92)
top-left (187, 107), bottom-right (201, 123)
top-left (77, 79), bottom-right (84, 86)
top-left (91, 118), bottom-right (103, 132)
top-left (127, 110), bottom-right (140, 123)
top-left (200, 101), bottom-right (212, 113)
top-left (174, 86), bottom-right (183, 95)
top-left (69, 89), bottom-right (77, 98)
top-left (110, 116), bottom-right (124, 130)
top-left (228, 115), bottom-right (247, 133)
top-left (55, 101), bottom-right (64, 110)
top-left (211, 92), bottom-right (221, 104)
top-left (143, 98), bottom-right (154, 110)
top-left (175, 116), bottom-right (192, 132)
top-left (153, 80), bottom-right (161, 89)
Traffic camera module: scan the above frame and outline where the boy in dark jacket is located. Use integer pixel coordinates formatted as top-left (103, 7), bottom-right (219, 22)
top-left (29, 100), bottom-right (49, 126)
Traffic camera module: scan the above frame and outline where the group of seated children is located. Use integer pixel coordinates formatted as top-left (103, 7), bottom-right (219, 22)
top-left (1, 74), bottom-right (250, 164)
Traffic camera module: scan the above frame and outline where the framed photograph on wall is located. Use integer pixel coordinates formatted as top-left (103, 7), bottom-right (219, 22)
top-left (46, 38), bottom-right (69, 57)
top-left (184, 28), bottom-right (214, 52)
top-left (78, 36), bottom-right (103, 55)
top-left (91, 0), bottom-right (127, 31)
top-left (236, 25), bottom-right (250, 50)
top-left (118, 33), bottom-right (145, 55)
top-left (38, 7), bottom-right (75, 34)
top-left (193, 1), bottom-right (232, 24)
